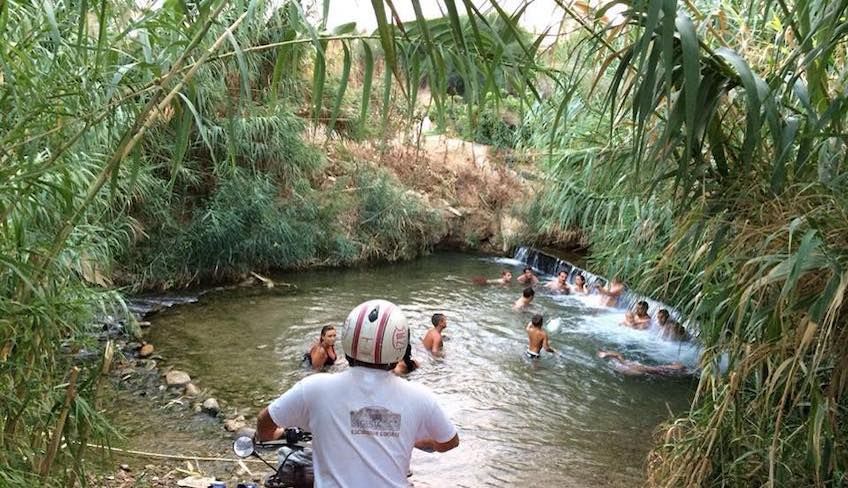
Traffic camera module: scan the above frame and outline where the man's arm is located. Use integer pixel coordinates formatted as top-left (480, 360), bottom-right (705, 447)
top-left (256, 407), bottom-right (284, 442)
top-left (415, 433), bottom-right (460, 452)
top-left (431, 334), bottom-right (444, 356)
top-left (543, 333), bottom-right (555, 353)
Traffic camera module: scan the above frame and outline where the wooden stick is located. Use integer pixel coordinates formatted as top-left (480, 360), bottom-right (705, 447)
top-left (84, 444), bottom-right (267, 463)
top-left (39, 366), bottom-right (80, 479)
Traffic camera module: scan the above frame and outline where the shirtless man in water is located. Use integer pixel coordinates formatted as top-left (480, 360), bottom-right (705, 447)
top-left (596, 277), bottom-right (624, 307)
top-left (513, 287), bottom-right (535, 310)
top-left (516, 267), bottom-right (540, 285)
top-left (597, 351), bottom-right (688, 377)
top-left (422, 313), bottom-right (447, 357)
top-left (526, 314), bottom-right (555, 359)
top-left (546, 271), bottom-right (571, 294)
top-left (473, 270), bottom-right (512, 285)
top-left (621, 300), bottom-right (652, 330)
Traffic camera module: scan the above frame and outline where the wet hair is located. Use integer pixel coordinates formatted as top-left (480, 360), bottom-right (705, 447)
top-left (558, 270), bottom-right (568, 277)
top-left (402, 330), bottom-right (416, 372)
top-left (523, 267), bottom-right (532, 273)
top-left (531, 314), bottom-right (543, 327)
top-left (501, 270), bottom-right (510, 277)
top-left (637, 300), bottom-right (649, 311)
top-left (658, 309), bottom-right (670, 320)
top-left (523, 287), bottom-right (535, 298)
top-left (575, 274), bottom-right (585, 284)
top-left (432, 313), bottom-right (446, 326)
top-left (320, 325), bottom-right (335, 338)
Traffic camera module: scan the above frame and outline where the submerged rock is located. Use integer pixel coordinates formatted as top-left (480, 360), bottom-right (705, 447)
top-left (224, 417), bottom-right (246, 432)
top-left (138, 343), bottom-right (154, 358)
top-left (184, 383), bottom-right (200, 396)
top-left (165, 370), bottom-right (191, 387)
top-left (201, 398), bottom-right (220, 416)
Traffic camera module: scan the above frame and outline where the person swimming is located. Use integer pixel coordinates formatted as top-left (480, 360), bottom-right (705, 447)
top-left (513, 287), bottom-right (535, 310)
top-left (621, 300), bottom-right (651, 330)
top-left (393, 331), bottom-right (419, 375)
top-left (572, 274), bottom-right (588, 294)
top-left (472, 270), bottom-right (513, 285)
top-left (545, 270), bottom-right (571, 294)
top-left (596, 277), bottom-right (624, 307)
top-left (516, 267), bottom-right (540, 285)
top-left (423, 313), bottom-right (448, 357)
top-left (525, 314), bottom-right (555, 359)
top-left (597, 350), bottom-right (689, 377)
top-left (658, 309), bottom-right (688, 341)
top-left (304, 325), bottom-right (337, 371)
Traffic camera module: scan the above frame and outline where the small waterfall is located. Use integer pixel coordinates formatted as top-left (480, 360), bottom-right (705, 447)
top-left (511, 246), bottom-right (686, 327)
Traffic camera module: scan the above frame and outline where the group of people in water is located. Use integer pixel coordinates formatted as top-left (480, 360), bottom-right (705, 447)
top-left (304, 265), bottom-right (692, 377)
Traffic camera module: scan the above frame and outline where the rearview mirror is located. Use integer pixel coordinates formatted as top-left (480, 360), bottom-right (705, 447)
top-left (233, 436), bottom-right (255, 458)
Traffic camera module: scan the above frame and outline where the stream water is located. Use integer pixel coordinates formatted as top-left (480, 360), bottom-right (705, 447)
top-left (120, 252), bottom-right (697, 487)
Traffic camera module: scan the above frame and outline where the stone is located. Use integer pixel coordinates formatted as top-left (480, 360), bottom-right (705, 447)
top-left (201, 398), bottom-right (220, 416)
top-left (119, 464), bottom-right (131, 471)
top-left (184, 383), bottom-right (200, 397)
top-left (193, 403), bottom-right (202, 414)
top-left (223, 418), bottom-right (246, 432)
top-left (138, 321), bottom-right (152, 328)
top-left (165, 370), bottom-right (191, 387)
top-left (138, 343), bottom-right (154, 358)
top-left (176, 475), bottom-right (216, 488)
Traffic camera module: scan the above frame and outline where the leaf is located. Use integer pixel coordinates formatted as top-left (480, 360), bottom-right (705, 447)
top-left (675, 13), bottom-right (700, 160)
top-left (716, 48), bottom-right (763, 172)
top-left (225, 30), bottom-right (251, 103)
top-left (42, 0), bottom-right (61, 52)
top-left (359, 40), bottom-right (374, 127)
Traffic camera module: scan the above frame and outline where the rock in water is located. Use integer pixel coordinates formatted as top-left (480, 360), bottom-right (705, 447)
top-left (223, 418), bottom-right (246, 432)
top-left (165, 370), bottom-right (191, 387)
top-left (201, 398), bottom-right (220, 417)
top-left (138, 343), bottom-right (154, 358)
top-left (184, 383), bottom-right (200, 397)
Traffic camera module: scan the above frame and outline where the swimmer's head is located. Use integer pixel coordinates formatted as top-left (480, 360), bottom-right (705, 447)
top-left (575, 274), bottom-right (585, 286)
top-left (432, 313), bottom-right (447, 328)
top-left (531, 314), bottom-right (543, 328)
top-left (636, 300), bottom-right (649, 314)
top-left (557, 271), bottom-right (568, 283)
top-left (523, 287), bottom-right (535, 299)
top-left (501, 270), bottom-right (513, 281)
top-left (522, 267), bottom-right (533, 275)
top-left (320, 325), bottom-right (337, 345)
top-left (658, 309), bottom-right (670, 323)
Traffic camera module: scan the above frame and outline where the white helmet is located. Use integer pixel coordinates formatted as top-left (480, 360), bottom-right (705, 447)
top-left (342, 299), bottom-right (408, 365)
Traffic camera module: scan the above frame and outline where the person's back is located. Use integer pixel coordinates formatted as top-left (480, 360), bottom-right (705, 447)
top-left (525, 314), bottom-right (555, 358)
top-left (257, 300), bottom-right (458, 488)
top-left (267, 368), bottom-right (452, 486)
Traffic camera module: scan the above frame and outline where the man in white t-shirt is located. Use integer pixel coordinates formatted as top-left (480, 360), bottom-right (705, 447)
top-left (256, 299), bottom-right (459, 487)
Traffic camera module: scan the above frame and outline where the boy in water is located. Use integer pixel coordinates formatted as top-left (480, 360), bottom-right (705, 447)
top-left (513, 287), bottom-right (535, 310)
top-left (472, 270), bottom-right (513, 285)
top-left (621, 300), bottom-right (652, 330)
top-left (516, 267), bottom-right (540, 285)
top-left (545, 270), bottom-right (571, 294)
top-left (422, 313), bottom-right (447, 357)
top-left (525, 314), bottom-right (555, 359)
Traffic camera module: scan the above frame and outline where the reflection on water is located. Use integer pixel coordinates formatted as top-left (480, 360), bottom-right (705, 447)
top-left (132, 253), bottom-right (695, 487)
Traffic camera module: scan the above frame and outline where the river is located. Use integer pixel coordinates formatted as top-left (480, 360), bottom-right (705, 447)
top-left (116, 252), bottom-right (697, 487)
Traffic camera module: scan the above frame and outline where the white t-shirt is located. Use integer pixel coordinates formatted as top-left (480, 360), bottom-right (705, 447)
top-left (268, 367), bottom-right (457, 488)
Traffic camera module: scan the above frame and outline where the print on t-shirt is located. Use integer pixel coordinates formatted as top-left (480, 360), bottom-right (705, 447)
top-left (350, 406), bottom-right (401, 437)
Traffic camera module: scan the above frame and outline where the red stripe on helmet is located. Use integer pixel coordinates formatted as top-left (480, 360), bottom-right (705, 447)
top-left (372, 304), bottom-right (395, 364)
top-left (349, 303), bottom-right (369, 360)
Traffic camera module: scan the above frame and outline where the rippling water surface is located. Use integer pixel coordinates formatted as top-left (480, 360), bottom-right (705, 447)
top-left (133, 253), bottom-right (696, 486)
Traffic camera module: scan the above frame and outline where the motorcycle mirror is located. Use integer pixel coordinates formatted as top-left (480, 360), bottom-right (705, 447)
top-left (233, 436), bottom-right (255, 458)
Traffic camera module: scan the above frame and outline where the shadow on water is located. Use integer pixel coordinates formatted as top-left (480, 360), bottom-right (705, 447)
top-left (117, 253), bottom-right (695, 487)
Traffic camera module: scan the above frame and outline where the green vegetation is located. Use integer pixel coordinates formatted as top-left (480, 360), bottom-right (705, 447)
top-left (2, 0), bottom-right (846, 486)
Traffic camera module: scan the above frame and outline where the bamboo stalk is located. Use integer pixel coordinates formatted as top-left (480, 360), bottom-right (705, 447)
top-left (39, 366), bottom-right (80, 479)
top-left (84, 444), bottom-right (266, 463)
